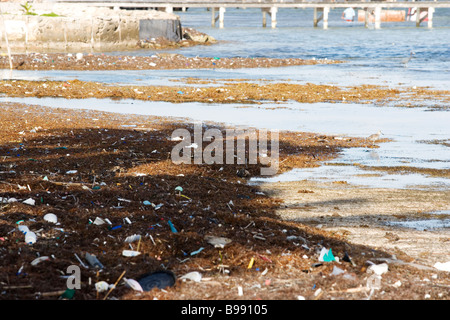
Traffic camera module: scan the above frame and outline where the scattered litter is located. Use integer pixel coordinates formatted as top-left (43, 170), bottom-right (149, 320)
top-left (66, 170), bottom-right (78, 174)
top-left (95, 281), bottom-right (110, 293)
top-left (330, 266), bottom-right (345, 276)
top-left (143, 200), bottom-right (152, 206)
top-left (124, 234), bottom-right (141, 243)
top-left (124, 278), bottom-right (144, 292)
top-left (60, 288), bottom-right (75, 300)
top-left (85, 252), bottom-right (104, 269)
top-left (31, 256), bottom-right (49, 266)
top-left (180, 271), bottom-right (202, 283)
top-left (205, 235), bottom-right (232, 248)
top-left (434, 261), bottom-right (450, 272)
top-left (318, 247), bottom-right (335, 262)
top-left (314, 288), bottom-right (323, 298)
top-left (247, 257), bottom-right (255, 269)
top-left (122, 250), bottom-right (141, 257)
top-left (190, 247), bottom-right (204, 256)
top-left (74, 253), bottom-right (88, 269)
top-left (92, 217), bottom-right (106, 225)
top-left (168, 220), bottom-right (178, 233)
top-left (237, 285), bottom-right (243, 296)
top-left (368, 262), bottom-right (389, 275)
top-left (43, 213), bottom-right (58, 224)
top-left (22, 198), bottom-right (35, 206)
top-left (1, 197), bottom-right (17, 203)
top-left (18, 225), bottom-right (30, 234)
top-left (25, 231), bottom-right (37, 244)
top-left (137, 271), bottom-right (176, 291)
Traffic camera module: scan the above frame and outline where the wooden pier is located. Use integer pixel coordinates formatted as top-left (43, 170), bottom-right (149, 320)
top-left (55, 1), bottom-right (450, 29)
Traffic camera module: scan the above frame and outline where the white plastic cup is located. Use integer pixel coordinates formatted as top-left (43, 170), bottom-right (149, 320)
top-left (25, 231), bottom-right (37, 244)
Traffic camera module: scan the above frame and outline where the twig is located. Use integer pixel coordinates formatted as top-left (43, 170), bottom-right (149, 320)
top-left (103, 270), bottom-right (126, 300)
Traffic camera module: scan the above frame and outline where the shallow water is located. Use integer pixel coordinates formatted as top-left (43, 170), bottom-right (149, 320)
top-left (386, 218), bottom-right (450, 231)
top-left (1, 7), bottom-right (449, 191)
top-left (1, 96), bottom-right (448, 190)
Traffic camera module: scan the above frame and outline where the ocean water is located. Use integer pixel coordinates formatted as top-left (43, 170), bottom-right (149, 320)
top-left (1, 7), bottom-right (449, 191)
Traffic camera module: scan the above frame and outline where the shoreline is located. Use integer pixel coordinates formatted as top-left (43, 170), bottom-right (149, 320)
top-left (0, 53), bottom-right (338, 71)
top-left (0, 77), bottom-right (449, 109)
top-left (0, 50), bottom-right (448, 300)
top-left (0, 101), bottom-right (448, 300)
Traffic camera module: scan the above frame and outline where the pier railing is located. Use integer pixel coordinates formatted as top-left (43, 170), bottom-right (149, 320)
top-left (53, 0), bottom-right (450, 28)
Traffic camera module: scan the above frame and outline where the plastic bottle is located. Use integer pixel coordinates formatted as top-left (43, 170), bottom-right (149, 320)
top-left (18, 225), bottom-right (29, 234)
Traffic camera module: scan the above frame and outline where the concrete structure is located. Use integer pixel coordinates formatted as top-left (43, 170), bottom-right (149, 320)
top-left (53, 0), bottom-right (450, 29)
top-left (0, 3), bottom-right (180, 52)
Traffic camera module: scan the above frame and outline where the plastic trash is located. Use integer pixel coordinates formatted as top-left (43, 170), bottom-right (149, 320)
top-left (205, 235), bottom-right (232, 248)
top-left (95, 281), bottom-right (109, 293)
top-left (85, 252), bottom-right (104, 269)
top-left (434, 261), bottom-right (450, 272)
top-left (190, 247), bottom-right (204, 256)
top-left (368, 263), bottom-right (389, 275)
top-left (143, 200), bottom-right (152, 206)
top-left (60, 288), bottom-right (75, 300)
top-left (25, 231), bottom-right (37, 244)
top-left (93, 217), bottom-right (106, 225)
top-left (168, 220), bottom-right (178, 233)
top-left (137, 271), bottom-right (176, 291)
top-left (18, 225), bottom-right (29, 234)
top-left (22, 198), bottom-right (35, 206)
top-left (318, 248), bottom-right (335, 262)
top-left (330, 266), bottom-right (345, 276)
top-left (124, 234), bottom-right (141, 243)
top-left (124, 278), bottom-right (143, 292)
top-left (66, 170), bottom-right (78, 174)
top-left (180, 271), bottom-right (202, 283)
top-left (43, 213), bottom-right (57, 224)
top-left (31, 256), bottom-right (49, 266)
top-left (122, 250), bottom-right (141, 257)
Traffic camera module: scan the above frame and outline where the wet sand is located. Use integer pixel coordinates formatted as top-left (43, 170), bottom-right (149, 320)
top-left (0, 55), bottom-right (449, 301)
top-left (260, 180), bottom-right (450, 267)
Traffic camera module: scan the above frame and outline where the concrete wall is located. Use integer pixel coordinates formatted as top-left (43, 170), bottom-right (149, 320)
top-left (0, 3), bottom-right (180, 52)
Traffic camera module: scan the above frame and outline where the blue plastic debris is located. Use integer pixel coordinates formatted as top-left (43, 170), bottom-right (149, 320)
top-left (168, 220), bottom-right (178, 233)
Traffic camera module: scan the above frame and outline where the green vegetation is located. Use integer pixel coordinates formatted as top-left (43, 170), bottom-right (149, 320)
top-left (40, 12), bottom-right (61, 17)
top-left (21, 2), bottom-right (62, 17)
top-left (21, 2), bottom-right (37, 15)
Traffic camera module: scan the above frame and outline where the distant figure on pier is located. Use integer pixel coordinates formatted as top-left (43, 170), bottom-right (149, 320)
top-left (342, 7), bottom-right (356, 22)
